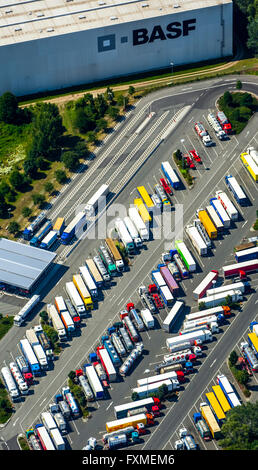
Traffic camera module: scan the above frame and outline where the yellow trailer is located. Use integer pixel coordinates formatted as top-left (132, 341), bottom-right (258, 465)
top-left (106, 413), bottom-right (148, 432)
top-left (198, 210), bottom-right (217, 239)
top-left (73, 274), bottom-right (93, 310)
top-left (206, 392), bottom-right (226, 423)
top-left (137, 186), bottom-right (154, 210)
top-left (212, 385), bottom-right (231, 413)
top-left (200, 404), bottom-right (221, 439)
top-left (240, 153), bottom-right (258, 182)
top-left (134, 198), bottom-right (151, 224)
top-left (53, 217), bottom-right (65, 236)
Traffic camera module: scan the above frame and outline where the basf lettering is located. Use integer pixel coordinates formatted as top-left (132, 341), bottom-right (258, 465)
top-left (133, 18), bottom-right (196, 46)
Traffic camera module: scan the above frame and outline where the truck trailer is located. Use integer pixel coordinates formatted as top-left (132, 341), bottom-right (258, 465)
top-left (216, 190), bottom-right (238, 221)
top-left (223, 259), bottom-right (258, 278)
top-left (175, 240), bottom-right (196, 272)
top-left (197, 210), bottom-right (217, 239)
top-left (128, 207), bottom-right (149, 241)
top-left (166, 329), bottom-right (212, 351)
top-left (162, 301), bottom-right (184, 333)
top-left (66, 281), bottom-right (87, 315)
top-left (198, 289), bottom-right (242, 308)
top-left (192, 270), bottom-right (219, 300)
top-left (186, 225), bottom-right (208, 256)
top-left (225, 175), bottom-right (247, 206)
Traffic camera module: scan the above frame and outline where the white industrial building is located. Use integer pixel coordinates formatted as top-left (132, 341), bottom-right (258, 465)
top-left (0, 0), bottom-right (233, 97)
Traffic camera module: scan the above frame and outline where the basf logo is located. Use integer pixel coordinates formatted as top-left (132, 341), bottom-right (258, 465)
top-left (97, 18), bottom-right (196, 52)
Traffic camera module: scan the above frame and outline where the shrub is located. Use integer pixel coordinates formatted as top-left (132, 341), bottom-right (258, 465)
top-left (32, 193), bottom-right (45, 207)
top-left (54, 169), bottom-right (67, 184)
top-left (8, 221), bottom-right (20, 234)
top-left (22, 207), bottom-right (32, 218)
top-left (44, 182), bottom-right (54, 194)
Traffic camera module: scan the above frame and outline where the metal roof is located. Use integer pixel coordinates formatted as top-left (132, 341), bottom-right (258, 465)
top-left (0, 0), bottom-right (232, 46)
top-left (0, 238), bottom-right (56, 290)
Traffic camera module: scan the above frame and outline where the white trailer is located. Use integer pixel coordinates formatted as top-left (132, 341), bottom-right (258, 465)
top-left (185, 306), bottom-right (226, 322)
top-left (97, 347), bottom-right (117, 382)
top-left (137, 371), bottom-right (178, 388)
top-left (50, 427), bottom-right (66, 450)
top-left (79, 265), bottom-right (98, 297)
top-left (26, 328), bottom-right (40, 347)
top-left (162, 301), bottom-right (184, 333)
top-left (192, 270), bottom-right (219, 300)
top-left (151, 270), bottom-right (166, 289)
top-left (33, 344), bottom-right (48, 369)
top-left (84, 183), bottom-right (109, 215)
top-left (210, 198), bottom-right (231, 228)
top-left (140, 309), bottom-right (154, 329)
top-left (186, 225), bottom-right (208, 256)
top-left (183, 315), bottom-right (218, 331)
top-left (216, 190), bottom-right (238, 221)
top-left (65, 281), bottom-right (86, 315)
top-left (206, 205), bottom-right (224, 232)
top-left (123, 216), bottom-right (142, 248)
top-left (35, 425), bottom-right (55, 450)
top-left (78, 375), bottom-right (94, 402)
top-left (41, 411), bottom-right (57, 432)
top-left (132, 379), bottom-right (179, 399)
top-left (9, 362), bottom-right (28, 395)
top-left (47, 304), bottom-right (67, 341)
top-left (166, 329), bottom-right (212, 350)
top-left (1, 366), bottom-right (19, 401)
top-left (128, 206), bottom-right (149, 241)
top-left (175, 240), bottom-right (196, 272)
top-left (206, 282), bottom-right (246, 297)
top-left (13, 295), bottom-right (40, 327)
top-left (84, 365), bottom-right (104, 399)
top-left (198, 289), bottom-right (242, 308)
top-left (159, 285), bottom-right (174, 306)
top-left (115, 218), bottom-right (135, 254)
top-left (54, 296), bottom-right (67, 314)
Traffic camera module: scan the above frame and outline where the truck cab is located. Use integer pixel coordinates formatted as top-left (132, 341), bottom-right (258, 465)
top-left (174, 439), bottom-right (184, 450)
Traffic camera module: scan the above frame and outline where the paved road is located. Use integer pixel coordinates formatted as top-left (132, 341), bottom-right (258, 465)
top-left (0, 75), bottom-right (257, 450)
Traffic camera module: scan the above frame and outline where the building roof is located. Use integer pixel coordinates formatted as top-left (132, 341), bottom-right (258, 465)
top-left (0, 238), bottom-right (56, 290)
top-left (0, 0), bottom-right (232, 46)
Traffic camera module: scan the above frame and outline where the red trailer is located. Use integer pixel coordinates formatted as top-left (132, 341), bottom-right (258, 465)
top-left (223, 259), bottom-right (258, 278)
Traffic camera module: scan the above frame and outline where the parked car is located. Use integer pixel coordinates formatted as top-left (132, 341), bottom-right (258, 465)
top-left (189, 149), bottom-right (202, 163)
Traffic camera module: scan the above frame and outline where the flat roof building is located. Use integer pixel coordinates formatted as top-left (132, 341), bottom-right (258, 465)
top-left (0, 0), bottom-right (233, 96)
top-left (0, 238), bottom-right (56, 292)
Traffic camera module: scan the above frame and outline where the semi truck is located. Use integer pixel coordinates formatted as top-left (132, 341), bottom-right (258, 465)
top-left (198, 289), bottom-right (243, 308)
top-left (102, 336), bottom-right (121, 367)
top-left (23, 210), bottom-right (47, 240)
top-left (115, 218), bottom-right (135, 255)
top-left (52, 217), bottom-right (65, 236)
top-left (216, 190), bottom-right (238, 221)
top-left (78, 375), bottom-right (94, 402)
top-left (216, 111), bottom-right (232, 133)
top-left (119, 343), bottom-right (144, 377)
top-left (205, 392), bottom-right (226, 424)
top-left (140, 309), bottom-right (154, 329)
top-left (193, 270), bottom-right (219, 300)
top-left (1, 366), bottom-right (19, 401)
top-left (62, 386), bottom-right (80, 418)
top-left (15, 355), bottom-right (33, 385)
top-left (111, 332), bottom-right (127, 356)
top-left (36, 330), bottom-right (53, 360)
top-left (164, 349), bottom-right (196, 366)
top-left (66, 281), bottom-right (87, 315)
top-left (161, 161), bottom-right (180, 189)
top-left (194, 122), bottom-right (213, 146)
top-left (173, 253), bottom-right (189, 278)
top-left (99, 243), bottom-right (117, 276)
top-left (122, 314), bottom-right (139, 343)
top-left (216, 374), bottom-right (241, 408)
top-left (13, 295), bottom-right (40, 327)
top-left (134, 198), bottom-right (152, 224)
top-left (241, 342), bottom-right (258, 372)
top-left (118, 326), bottom-right (134, 352)
top-left (9, 362), bottom-right (28, 395)
top-left (167, 261), bottom-right (181, 281)
top-left (154, 183), bottom-right (171, 209)
top-left (200, 404), bottom-right (221, 439)
top-left (162, 301), bottom-right (184, 333)
top-left (129, 309), bottom-right (145, 332)
top-left (79, 265), bottom-right (98, 298)
top-left (132, 379), bottom-right (179, 399)
top-left (114, 397), bottom-right (161, 419)
top-left (151, 269), bottom-right (167, 291)
top-left (160, 265), bottom-right (180, 294)
top-left (106, 412), bottom-right (154, 433)
top-left (155, 362), bottom-right (184, 375)
top-left (123, 216), bottom-right (142, 248)
top-left (193, 412), bottom-right (211, 440)
top-left (47, 304), bottom-right (67, 341)
top-left (93, 255), bottom-right (111, 282)
top-left (33, 344), bottom-right (48, 370)
top-left (235, 241), bottom-right (256, 252)
top-left (186, 225), bottom-right (208, 256)
top-left (139, 285), bottom-right (156, 312)
top-left (166, 329), bottom-right (212, 351)
top-left (84, 183), bottom-right (109, 215)
top-left (197, 209), bottom-right (217, 239)
top-left (205, 205), bottom-right (224, 232)
top-left (159, 285), bottom-right (174, 307)
top-left (137, 370), bottom-right (184, 387)
top-left (210, 197), bottom-right (231, 228)
top-left (61, 211), bottom-right (86, 244)
top-left (30, 220), bottom-right (52, 247)
top-left (72, 274), bottom-right (93, 311)
top-left (49, 427), bottom-right (66, 450)
top-left (240, 150), bottom-right (258, 182)
top-left (20, 338), bottom-right (41, 376)
top-left (84, 364), bottom-right (104, 399)
top-left (105, 238), bottom-right (125, 271)
top-left (223, 259), bottom-right (258, 278)
top-left (128, 207), bottom-right (149, 241)
top-left (182, 315), bottom-right (221, 332)
top-left (235, 246), bottom-right (258, 263)
top-left (96, 346), bottom-right (117, 382)
top-left (175, 240), bottom-right (196, 272)
top-left (206, 281), bottom-right (248, 297)
top-left (35, 424), bottom-right (55, 450)
top-left (41, 411), bottom-right (57, 434)
top-left (85, 258), bottom-right (103, 287)
top-left (26, 328), bottom-right (39, 347)
top-left (207, 113), bottom-right (227, 140)
top-left (194, 219), bottom-right (212, 248)
top-left (40, 230), bottom-right (58, 250)
top-left (225, 175), bottom-right (247, 206)
top-left (212, 385), bottom-right (231, 413)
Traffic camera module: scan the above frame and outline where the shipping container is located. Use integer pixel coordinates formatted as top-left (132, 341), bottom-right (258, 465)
top-left (160, 266), bottom-right (180, 294)
top-left (205, 392), bottom-right (226, 424)
top-left (159, 285), bottom-right (174, 306)
top-left (212, 385), bottom-right (231, 413)
top-left (137, 186), bottom-right (154, 210)
top-left (134, 198), bottom-right (152, 224)
top-left (200, 405), bottom-right (221, 439)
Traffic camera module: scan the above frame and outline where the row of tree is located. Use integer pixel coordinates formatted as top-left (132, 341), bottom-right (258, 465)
top-left (234, 0), bottom-right (258, 54)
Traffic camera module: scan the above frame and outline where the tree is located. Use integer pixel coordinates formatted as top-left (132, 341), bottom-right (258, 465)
top-left (96, 118), bottom-right (108, 132)
top-left (8, 221), bottom-right (20, 234)
top-left (225, 295), bottom-right (233, 306)
top-left (105, 87), bottom-right (114, 104)
top-left (9, 169), bottom-right (25, 190)
top-left (39, 311), bottom-right (48, 323)
top-left (247, 19), bottom-right (258, 54)
top-left (74, 141), bottom-right (89, 159)
top-left (44, 182), bottom-right (54, 194)
top-left (0, 92), bottom-right (18, 124)
top-left (0, 194), bottom-right (8, 218)
top-left (55, 169), bottom-right (67, 184)
top-left (229, 350), bottom-right (238, 367)
top-left (32, 193), bottom-right (45, 207)
top-left (68, 371), bottom-right (76, 381)
top-left (116, 94), bottom-right (129, 109)
top-left (0, 181), bottom-right (12, 199)
top-left (87, 131), bottom-right (97, 144)
top-left (73, 108), bottom-right (95, 134)
top-left (107, 106), bottom-right (120, 121)
top-left (236, 80), bottom-right (242, 90)
top-left (128, 86), bottom-right (135, 96)
top-left (61, 151), bottom-right (80, 171)
top-left (131, 392), bottom-right (139, 401)
top-left (223, 91), bottom-right (233, 107)
top-left (22, 207), bottom-right (32, 218)
top-left (239, 106), bottom-right (252, 122)
top-left (23, 157), bottom-right (38, 179)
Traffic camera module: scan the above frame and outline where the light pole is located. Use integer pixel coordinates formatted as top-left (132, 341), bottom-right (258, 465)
top-left (170, 61), bottom-right (174, 83)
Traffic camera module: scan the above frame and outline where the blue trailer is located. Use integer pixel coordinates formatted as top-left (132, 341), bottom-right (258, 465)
top-left (30, 221), bottom-right (53, 247)
top-left (161, 161), bottom-right (180, 189)
top-left (173, 253), bottom-right (189, 278)
top-left (20, 339), bottom-right (41, 376)
top-left (225, 175), bottom-right (247, 206)
top-left (210, 198), bottom-right (231, 228)
top-left (40, 230), bottom-right (58, 250)
top-left (61, 211), bottom-right (86, 244)
top-left (101, 337), bottom-right (121, 367)
top-left (23, 211), bottom-right (47, 240)
top-left (235, 247), bottom-right (258, 263)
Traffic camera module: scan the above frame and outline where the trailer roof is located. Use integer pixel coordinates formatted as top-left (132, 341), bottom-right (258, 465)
top-left (0, 238), bottom-right (56, 290)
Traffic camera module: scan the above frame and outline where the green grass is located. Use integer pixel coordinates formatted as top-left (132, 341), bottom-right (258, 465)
top-left (0, 315), bottom-right (13, 340)
top-left (18, 436), bottom-right (30, 450)
top-left (0, 378), bottom-right (13, 424)
top-left (0, 121), bottom-right (32, 167)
